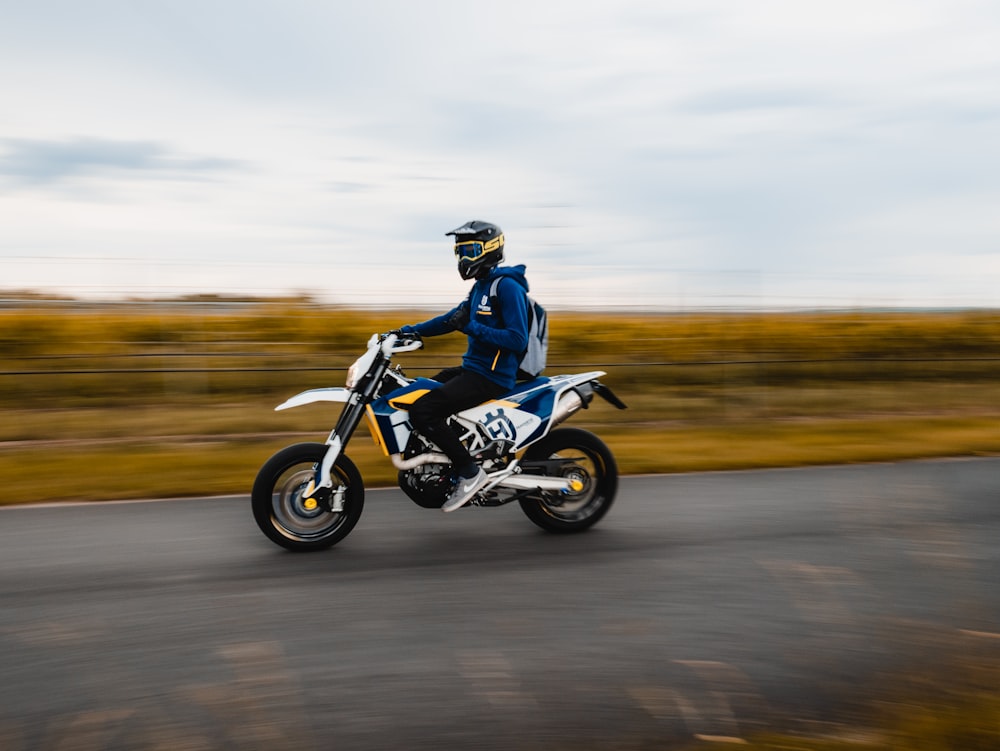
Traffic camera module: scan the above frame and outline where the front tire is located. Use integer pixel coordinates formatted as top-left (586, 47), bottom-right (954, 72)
top-left (518, 428), bottom-right (618, 533)
top-left (251, 442), bottom-right (364, 552)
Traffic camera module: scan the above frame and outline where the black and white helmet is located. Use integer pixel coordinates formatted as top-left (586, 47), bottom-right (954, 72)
top-left (447, 220), bottom-right (504, 280)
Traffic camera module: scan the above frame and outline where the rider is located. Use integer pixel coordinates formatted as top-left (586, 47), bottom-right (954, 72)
top-left (394, 220), bottom-right (531, 513)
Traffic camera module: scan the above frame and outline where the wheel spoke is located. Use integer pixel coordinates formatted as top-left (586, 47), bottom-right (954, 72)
top-left (251, 443), bottom-right (365, 551)
top-left (518, 428), bottom-right (618, 533)
top-left (272, 463), bottom-right (350, 541)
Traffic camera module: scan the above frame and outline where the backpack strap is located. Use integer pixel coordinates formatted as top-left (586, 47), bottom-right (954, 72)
top-left (488, 277), bottom-right (504, 325)
top-left (488, 276), bottom-right (528, 323)
top-left (489, 275), bottom-right (533, 353)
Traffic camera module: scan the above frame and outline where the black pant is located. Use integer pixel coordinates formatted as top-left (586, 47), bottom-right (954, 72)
top-left (408, 367), bottom-right (507, 476)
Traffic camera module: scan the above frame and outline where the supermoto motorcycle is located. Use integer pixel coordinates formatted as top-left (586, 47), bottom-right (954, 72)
top-left (251, 332), bottom-right (627, 551)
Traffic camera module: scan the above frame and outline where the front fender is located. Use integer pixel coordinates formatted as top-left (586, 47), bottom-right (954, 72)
top-left (275, 387), bottom-right (352, 411)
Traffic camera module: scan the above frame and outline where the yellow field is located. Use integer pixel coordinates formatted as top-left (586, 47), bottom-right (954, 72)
top-left (2, 303), bottom-right (1000, 504)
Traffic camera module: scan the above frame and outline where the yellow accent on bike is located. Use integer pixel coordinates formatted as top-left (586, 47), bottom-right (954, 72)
top-left (570, 479), bottom-right (584, 492)
top-left (388, 389), bottom-right (431, 409)
top-left (303, 497), bottom-right (319, 511)
top-left (364, 404), bottom-right (390, 456)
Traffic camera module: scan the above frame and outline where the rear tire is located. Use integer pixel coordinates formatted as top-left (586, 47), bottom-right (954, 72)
top-left (251, 442), bottom-right (364, 552)
top-left (518, 428), bottom-right (618, 533)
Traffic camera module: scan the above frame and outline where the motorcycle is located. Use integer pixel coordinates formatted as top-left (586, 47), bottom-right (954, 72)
top-left (251, 332), bottom-right (628, 551)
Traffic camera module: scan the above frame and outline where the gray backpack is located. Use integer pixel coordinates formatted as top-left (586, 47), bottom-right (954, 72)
top-left (490, 277), bottom-right (549, 380)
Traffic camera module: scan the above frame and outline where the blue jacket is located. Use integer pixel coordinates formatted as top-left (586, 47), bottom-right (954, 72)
top-left (404, 265), bottom-right (530, 390)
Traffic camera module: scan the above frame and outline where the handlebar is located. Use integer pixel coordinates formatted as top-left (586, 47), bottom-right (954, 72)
top-left (378, 331), bottom-right (423, 353)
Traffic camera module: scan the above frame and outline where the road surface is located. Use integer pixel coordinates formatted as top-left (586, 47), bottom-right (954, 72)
top-left (2, 458), bottom-right (999, 749)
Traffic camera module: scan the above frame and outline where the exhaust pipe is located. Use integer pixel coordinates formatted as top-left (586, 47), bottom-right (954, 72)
top-left (391, 452), bottom-right (450, 470)
top-left (550, 389), bottom-right (586, 427)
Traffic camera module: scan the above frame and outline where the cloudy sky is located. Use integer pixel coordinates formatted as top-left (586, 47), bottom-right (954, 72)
top-left (2, 1), bottom-right (999, 309)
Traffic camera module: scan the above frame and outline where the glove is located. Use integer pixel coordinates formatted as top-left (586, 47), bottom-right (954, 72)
top-left (447, 306), bottom-right (470, 332)
top-left (383, 326), bottom-right (413, 340)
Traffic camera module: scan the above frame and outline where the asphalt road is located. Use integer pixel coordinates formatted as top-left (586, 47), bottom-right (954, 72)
top-left (2, 458), bottom-right (999, 750)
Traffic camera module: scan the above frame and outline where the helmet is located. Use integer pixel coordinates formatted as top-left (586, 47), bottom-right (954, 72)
top-left (447, 220), bottom-right (504, 280)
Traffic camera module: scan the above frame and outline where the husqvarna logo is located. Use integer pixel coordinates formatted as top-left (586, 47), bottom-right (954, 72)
top-left (482, 408), bottom-right (515, 441)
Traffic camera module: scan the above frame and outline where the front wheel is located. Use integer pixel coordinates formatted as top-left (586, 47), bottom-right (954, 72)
top-left (251, 442), bottom-right (364, 552)
top-left (518, 428), bottom-right (618, 533)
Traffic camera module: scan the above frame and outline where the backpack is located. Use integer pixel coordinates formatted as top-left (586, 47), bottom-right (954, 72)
top-left (489, 277), bottom-right (548, 380)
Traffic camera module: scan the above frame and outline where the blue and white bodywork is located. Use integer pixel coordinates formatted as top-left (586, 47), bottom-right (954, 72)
top-left (271, 332), bottom-right (625, 499)
top-left (363, 371), bottom-right (606, 458)
top-left (252, 331), bottom-right (627, 551)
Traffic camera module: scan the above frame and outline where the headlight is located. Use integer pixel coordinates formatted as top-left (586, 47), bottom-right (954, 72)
top-left (345, 361), bottom-right (360, 390)
top-left (345, 336), bottom-right (381, 391)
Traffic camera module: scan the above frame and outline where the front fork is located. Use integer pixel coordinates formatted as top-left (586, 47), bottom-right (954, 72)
top-left (303, 393), bottom-right (369, 506)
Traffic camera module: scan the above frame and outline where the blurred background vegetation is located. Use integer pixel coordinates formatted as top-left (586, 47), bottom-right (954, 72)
top-left (2, 296), bottom-right (1000, 504)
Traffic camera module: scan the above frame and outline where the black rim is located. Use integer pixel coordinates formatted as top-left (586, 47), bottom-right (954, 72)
top-left (270, 460), bottom-right (352, 542)
top-left (538, 448), bottom-right (607, 522)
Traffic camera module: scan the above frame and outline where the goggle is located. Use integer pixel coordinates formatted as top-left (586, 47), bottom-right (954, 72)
top-left (454, 241), bottom-right (486, 261)
top-left (454, 235), bottom-right (503, 261)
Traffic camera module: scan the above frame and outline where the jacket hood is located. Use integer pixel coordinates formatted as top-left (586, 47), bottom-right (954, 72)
top-left (485, 264), bottom-right (529, 292)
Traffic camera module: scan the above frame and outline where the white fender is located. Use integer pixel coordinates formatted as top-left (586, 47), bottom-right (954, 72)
top-left (275, 388), bottom-right (352, 411)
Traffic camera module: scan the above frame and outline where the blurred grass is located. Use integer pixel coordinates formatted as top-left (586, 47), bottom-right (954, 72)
top-left (2, 302), bottom-right (1000, 504)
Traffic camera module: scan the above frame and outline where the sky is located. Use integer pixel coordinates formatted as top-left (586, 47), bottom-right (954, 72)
top-left (2, 0), bottom-right (999, 309)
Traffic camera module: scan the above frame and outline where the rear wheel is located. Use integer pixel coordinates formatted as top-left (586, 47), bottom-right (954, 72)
top-left (251, 442), bottom-right (364, 552)
top-left (518, 428), bottom-right (618, 533)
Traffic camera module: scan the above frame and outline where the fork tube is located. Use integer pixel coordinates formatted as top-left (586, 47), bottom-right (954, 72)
top-left (315, 353), bottom-right (389, 487)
